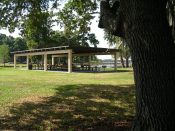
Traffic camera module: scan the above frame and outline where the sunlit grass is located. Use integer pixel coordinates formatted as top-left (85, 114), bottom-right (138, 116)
top-left (0, 67), bottom-right (135, 130)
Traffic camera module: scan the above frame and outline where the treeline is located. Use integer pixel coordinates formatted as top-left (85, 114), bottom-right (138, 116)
top-left (0, 34), bottom-right (27, 53)
top-left (0, 32), bottom-right (99, 65)
top-left (0, 31), bottom-right (98, 53)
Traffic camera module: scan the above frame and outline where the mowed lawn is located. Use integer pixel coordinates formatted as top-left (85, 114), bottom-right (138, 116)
top-left (0, 68), bottom-right (135, 130)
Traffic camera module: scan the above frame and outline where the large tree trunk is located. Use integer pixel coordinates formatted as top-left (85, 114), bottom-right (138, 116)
top-left (99, 0), bottom-right (175, 130)
top-left (121, 0), bottom-right (175, 130)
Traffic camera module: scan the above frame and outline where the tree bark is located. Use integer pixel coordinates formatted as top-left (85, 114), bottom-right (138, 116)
top-left (99, 0), bottom-right (175, 130)
top-left (125, 56), bottom-right (129, 68)
top-left (120, 55), bottom-right (125, 68)
top-left (121, 0), bottom-right (175, 130)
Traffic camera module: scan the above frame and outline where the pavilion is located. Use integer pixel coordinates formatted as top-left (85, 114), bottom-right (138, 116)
top-left (11, 46), bottom-right (120, 73)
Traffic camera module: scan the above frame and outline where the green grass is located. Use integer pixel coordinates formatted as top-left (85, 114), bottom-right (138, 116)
top-left (0, 67), bottom-right (135, 130)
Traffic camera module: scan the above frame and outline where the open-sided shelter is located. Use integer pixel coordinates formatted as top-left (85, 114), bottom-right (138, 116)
top-left (11, 46), bottom-right (120, 73)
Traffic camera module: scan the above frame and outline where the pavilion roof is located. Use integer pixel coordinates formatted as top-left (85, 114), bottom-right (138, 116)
top-left (11, 46), bottom-right (120, 55)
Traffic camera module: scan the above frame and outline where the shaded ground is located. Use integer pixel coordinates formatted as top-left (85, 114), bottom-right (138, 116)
top-left (0, 84), bottom-right (135, 131)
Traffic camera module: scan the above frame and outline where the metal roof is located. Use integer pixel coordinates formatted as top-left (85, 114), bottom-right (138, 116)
top-left (11, 46), bottom-right (120, 55)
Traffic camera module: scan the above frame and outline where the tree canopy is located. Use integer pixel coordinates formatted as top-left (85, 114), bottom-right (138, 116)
top-left (58, 0), bottom-right (99, 47)
top-left (0, 0), bottom-right (100, 49)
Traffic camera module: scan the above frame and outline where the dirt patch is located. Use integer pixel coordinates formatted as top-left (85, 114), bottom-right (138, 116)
top-left (16, 96), bottom-right (45, 104)
top-left (81, 120), bottom-right (132, 131)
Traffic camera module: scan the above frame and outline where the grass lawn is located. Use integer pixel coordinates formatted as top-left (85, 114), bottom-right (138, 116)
top-left (0, 67), bottom-right (135, 130)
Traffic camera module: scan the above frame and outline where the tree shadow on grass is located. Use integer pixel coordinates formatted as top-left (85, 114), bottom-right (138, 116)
top-left (0, 84), bottom-right (135, 131)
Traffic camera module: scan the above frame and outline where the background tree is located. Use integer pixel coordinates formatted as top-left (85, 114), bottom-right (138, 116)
top-left (58, 0), bottom-right (99, 47)
top-left (0, 34), bottom-right (8, 45)
top-left (0, 0), bottom-right (99, 48)
top-left (0, 34), bottom-right (15, 52)
top-left (0, 44), bottom-right (10, 66)
top-left (0, 0), bottom-right (49, 31)
top-left (21, 11), bottom-right (54, 49)
top-left (0, 0), bottom-right (56, 49)
top-left (118, 41), bottom-right (130, 68)
top-left (0, 33), bottom-right (28, 62)
top-left (104, 31), bottom-right (131, 67)
top-left (50, 31), bottom-right (78, 46)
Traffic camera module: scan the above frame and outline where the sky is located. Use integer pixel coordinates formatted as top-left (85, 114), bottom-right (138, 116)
top-left (90, 15), bottom-right (113, 59)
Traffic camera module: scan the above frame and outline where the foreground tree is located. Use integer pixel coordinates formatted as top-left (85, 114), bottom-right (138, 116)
top-left (99, 0), bottom-right (175, 130)
top-left (167, 0), bottom-right (175, 40)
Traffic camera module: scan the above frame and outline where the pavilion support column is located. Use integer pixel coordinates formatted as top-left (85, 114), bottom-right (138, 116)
top-left (44, 54), bottom-right (47, 71)
top-left (68, 50), bottom-right (72, 73)
top-left (14, 55), bottom-right (17, 69)
top-left (114, 53), bottom-right (118, 71)
top-left (27, 55), bottom-right (29, 70)
top-left (52, 56), bottom-right (55, 65)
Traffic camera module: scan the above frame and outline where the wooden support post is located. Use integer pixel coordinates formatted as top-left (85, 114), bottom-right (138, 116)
top-left (44, 54), bottom-right (47, 71)
top-left (114, 52), bottom-right (118, 71)
top-left (68, 50), bottom-right (72, 73)
top-left (52, 56), bottom-right (55, 65)
top-left (14, 55), bottom-right (17, 69)
top-left (27, 55), bottom-right (29, 70)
